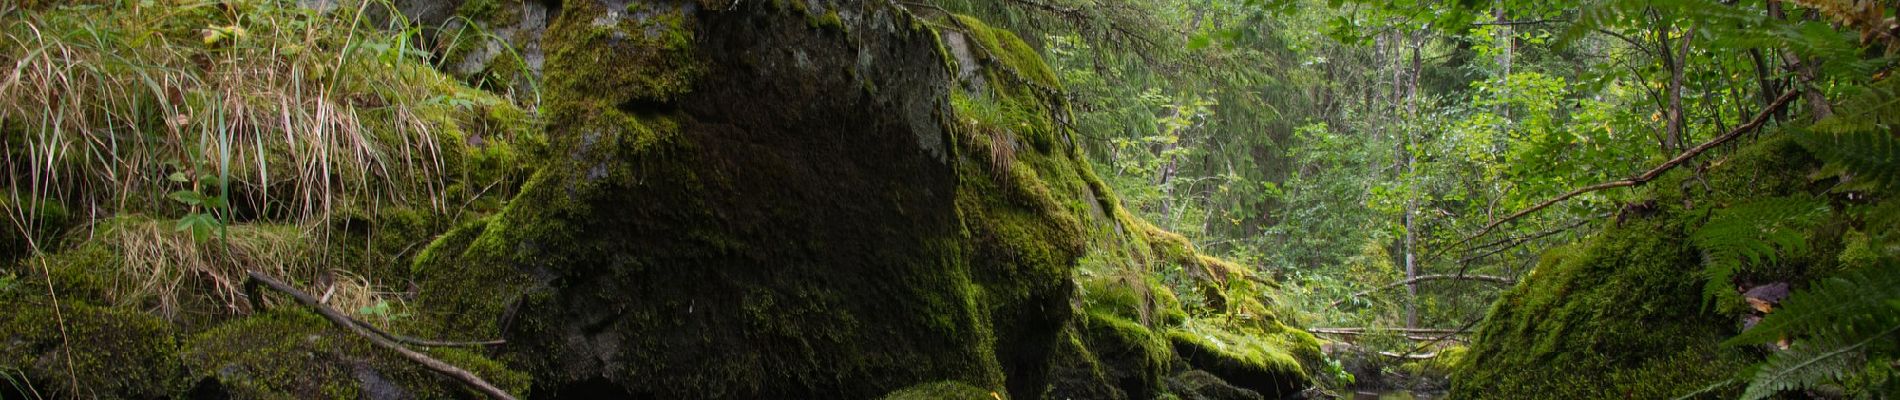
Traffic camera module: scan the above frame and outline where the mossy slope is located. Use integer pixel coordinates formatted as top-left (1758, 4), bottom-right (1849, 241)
top-left (1451, 137), bottom-right (1846, 398)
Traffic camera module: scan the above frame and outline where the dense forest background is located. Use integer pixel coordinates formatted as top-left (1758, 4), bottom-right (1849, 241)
top-left (1, 0), bottom-right (1897, 398)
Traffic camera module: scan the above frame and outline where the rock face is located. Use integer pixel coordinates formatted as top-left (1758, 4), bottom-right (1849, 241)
top-left (410, 0), bottom-right (1078, 397)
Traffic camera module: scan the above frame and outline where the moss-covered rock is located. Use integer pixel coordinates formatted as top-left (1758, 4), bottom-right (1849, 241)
top-left (1166, 319), bottom-right (1316, 398)
top-left (409, 1), bottom-right (1034, 398)
top-left (0, 296), bottom-right (185, 399)
top-left (181, 309), bottom-right (529, 399)
top-left (1450, 136), bottom-right (1830, 399)
top-left (403, 1), bottom-right (1318, 397)
top-left (1166, 370), bottom-right (1266, 400)
top-left (882, 381), bottom-right (1000, 400)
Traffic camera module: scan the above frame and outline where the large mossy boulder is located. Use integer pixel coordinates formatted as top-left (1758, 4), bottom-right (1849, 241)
top-left (407, 0), bottom-right (1080, 397)
top-left (1450, 137), bottom-right (1832, 398)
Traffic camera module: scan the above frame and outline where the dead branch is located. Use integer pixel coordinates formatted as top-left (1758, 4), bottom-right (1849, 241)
top-left (349, 319), bottom-right (507, 348)
top-left (1377, 351), bottom-right (1440, 360)
top-left (1309, 327), bottom-right (1470, 335)
top-left (1396, 316), bottom-right (1485, 359)
top-left (245, 272), bottom-right (518, 400)
top-left (1445, 89), bottom-right (1801, 252)
top-left (1327, 274), bottom-right (1516, 308)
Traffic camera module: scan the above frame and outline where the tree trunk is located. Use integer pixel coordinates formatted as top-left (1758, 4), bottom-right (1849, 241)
top-left (1657, 16), bottom-right (1694, 155)
top-left (1769, 1), bottom-right (1835, 120)
top-left (1402, 31), bottom-right (1423, 329)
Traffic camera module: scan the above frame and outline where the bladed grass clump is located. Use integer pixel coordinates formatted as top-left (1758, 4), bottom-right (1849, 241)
top-left (2, 0), bottom-right (538, 322)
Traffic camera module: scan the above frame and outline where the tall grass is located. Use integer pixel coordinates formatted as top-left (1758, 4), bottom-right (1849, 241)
top-left (1, 0), bottom-right (533, 318)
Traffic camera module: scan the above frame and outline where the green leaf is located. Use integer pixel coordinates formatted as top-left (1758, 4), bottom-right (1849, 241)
top-left (169, 190), bottom-right (203, 206)
top-left (167, 172), bottom-right (189, 183)
top-left (1187, 34), bottom-right (1213, 50)
top-left (360, 300), bottom-right (390, 317)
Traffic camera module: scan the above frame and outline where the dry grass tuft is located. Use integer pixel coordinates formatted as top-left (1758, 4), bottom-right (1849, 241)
top-left (60, 217), bottom-right (394, 321)
top-left (1, 0), bottom-right (529, 318)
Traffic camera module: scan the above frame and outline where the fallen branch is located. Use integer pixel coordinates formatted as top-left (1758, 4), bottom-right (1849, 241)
top-left (245, 272), bottom-right (519, 400)
top-left (1453, 214), bottom-right (1605, 265)
top-left (1396, 317), bottom-right (1485, 360)
top-left (349, 319), bottom-right (507, 348)
top-left (1445, 89), bottom-right (1801, 251)
top-left (1312, 330), bottom-right (1469, 342)
top-left (1377, 351), bottom-right (1440, 360)
top-left (1326, 274), bottom-right (1516, 308)
top-left (1309, 327), bottom-right (1470, 335)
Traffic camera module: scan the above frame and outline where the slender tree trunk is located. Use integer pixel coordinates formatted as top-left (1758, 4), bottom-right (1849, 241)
top-left (1769, 1), bottom-right (1835, 120)
top-left (1657, 16), bottom-right (1694, 154)
top-left (1495, 6), bottom-right (1512, 119)
top-left (1402, 31), bottom-right (1423, 329)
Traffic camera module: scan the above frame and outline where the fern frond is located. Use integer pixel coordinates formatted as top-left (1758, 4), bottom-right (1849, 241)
top-left (1799, 128), bottom-right (1900, 190)
top-left (1739, 321), bottom-right (1900, 400)
top-left (1726, 265), bottom-right (1900, 346)
top-left (1811, 78), bottom-right (1900, 135)
top-left (1691, 195), bottom-right (1830, 306)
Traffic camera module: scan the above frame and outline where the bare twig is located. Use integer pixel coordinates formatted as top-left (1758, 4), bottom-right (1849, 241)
top-left (245, 272), bottom-right (518, 400)
top-left (1327, 274), bottom-right (1516, 308)
top-left (1376, 351), bottom-right (1440, 359)
top-left (1309, 327), bottom-right (1470, 335)
top-left (349, 319), bottom-right (506, 348)
top-left (1396, 316), bottom-right (1485, 360)
top-left (1474, 18), bottom-right (1567, 26)
top-left (1444, 90), bottom-right (1801, 252)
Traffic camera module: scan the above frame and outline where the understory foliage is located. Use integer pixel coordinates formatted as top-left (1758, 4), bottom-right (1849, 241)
top-left (1725, 265), bottom-right (1900, 399)
top-left (1708, 69), bottom-right (1900, 398)
top-left (934, 0), bottom-right (1900, 396)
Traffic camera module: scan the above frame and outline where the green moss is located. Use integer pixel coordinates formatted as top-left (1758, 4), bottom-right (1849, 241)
top-left (541, 0), bottom-right (699, 111)
top-left (1165, 319), bottom-right (1316, 398)
top-left (1450, 136), bottom-right (1827, 399)
top-left (1078, 312), bottom-right (1173, 398)
top-left (807, 10), bottom-right (845, 31)
top-left (1150, 280), bottom-right (1187, 326)
top-left (882, 381), bottom-right (999, 399)
top-left (1452, 215), bottom-right (1746, 399)
top-left (1166, 369), bottom-right (1266, 400)
top-left (948, 15), bottom-right (1061, 89)
top-left (0, 297), bottom-right (184, 398)
top-left (1047, 326), bottom-right (1122, 399)
top-left (183, 309), bottom-right (529, 398)
top-left (0, 198), bottom-right (70, 263)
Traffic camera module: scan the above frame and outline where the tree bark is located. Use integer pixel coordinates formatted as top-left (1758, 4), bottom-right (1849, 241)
top-left (1770, 1), bottom-right (1835, 120)
top-left (1657, 15), bottom-right (1695, 154)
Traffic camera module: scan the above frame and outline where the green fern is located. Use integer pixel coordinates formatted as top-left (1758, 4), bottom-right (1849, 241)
top-left (1726, 265), bottom-right (1900, 346)
top-left (1690, 195), bottom-right (1830, 307)
top-left (1799, 128), bottom-right (1900, 190)
top-left (1738, 319), bottom-right (1900, 400)
top-left (1726, 264), bottom-right (1900, 399)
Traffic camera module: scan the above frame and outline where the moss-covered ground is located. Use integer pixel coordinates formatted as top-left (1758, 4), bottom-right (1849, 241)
top-left (1450, 136), bottom-right (1853, 398)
